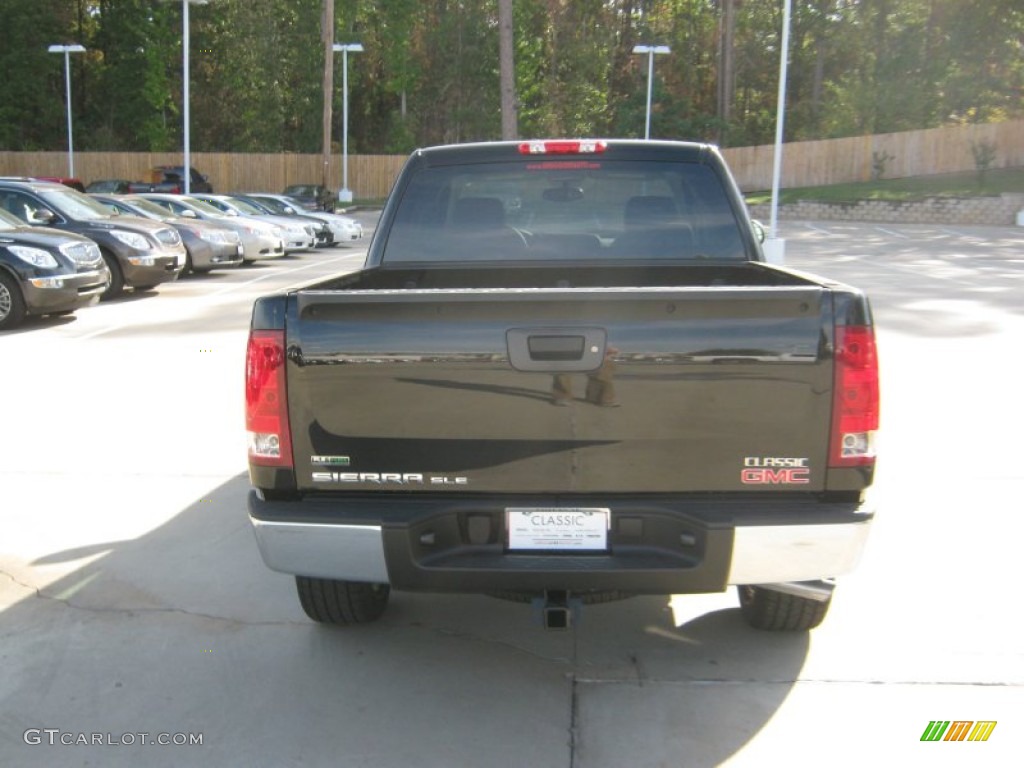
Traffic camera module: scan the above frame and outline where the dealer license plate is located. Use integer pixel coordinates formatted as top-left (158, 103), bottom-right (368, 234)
top-left (506, 508), bottom-right (609, 551)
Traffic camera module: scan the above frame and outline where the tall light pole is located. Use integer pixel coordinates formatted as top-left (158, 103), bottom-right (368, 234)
top-left (182, 0), bottom-right (209, 194)
top-left (332, 42), bottom-right (363, 204)
top-left (764, 0), bottom-right (792, 266)
top-left (632, 45), bottom-right (670, 140)
top-left (48, 44), bottom-right (86, 178)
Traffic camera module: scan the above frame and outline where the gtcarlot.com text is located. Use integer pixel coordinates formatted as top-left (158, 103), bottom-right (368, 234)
top-left (23, 729), bottom-right (203, 747)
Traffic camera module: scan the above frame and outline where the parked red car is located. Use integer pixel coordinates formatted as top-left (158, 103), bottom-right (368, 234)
top-left (33, 177), bottom-right (86, 192)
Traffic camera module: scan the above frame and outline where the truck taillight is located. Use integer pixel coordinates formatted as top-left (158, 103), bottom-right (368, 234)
top-left (829, 325), bottom-right (879, 467)
top-left (518, 140), bottom-right (607, 155)
top-left (246, 330), bottom-right (293, 467)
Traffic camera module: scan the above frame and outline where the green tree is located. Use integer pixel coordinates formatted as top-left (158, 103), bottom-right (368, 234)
top-left (88, 0), bottom-right (177, 150)
top-left (0, 0), bottom-right (1020, 154)
top-left (346, 0), bottom-right (421, 154)
top-left (938, 0), bottom-right (1024, 124)
top-left (189, 0), bottom-right (324, 152)
top-left (0, 0), bottom-right (79, 151)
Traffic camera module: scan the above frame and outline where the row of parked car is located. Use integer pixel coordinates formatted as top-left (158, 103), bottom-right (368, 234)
top-left (86, 168), bottom-right (338, 213)
top-left (0, 177), bottom-right (364, 330)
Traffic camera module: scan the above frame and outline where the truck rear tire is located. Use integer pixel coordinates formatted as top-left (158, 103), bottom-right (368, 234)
top-left (737, 585), bottom-right (831, 631)
top-left (295, 576), bottom-right (390, 625)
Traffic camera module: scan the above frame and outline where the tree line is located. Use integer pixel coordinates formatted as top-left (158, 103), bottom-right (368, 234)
top-left (1, 0), bottom-right (1020, 157)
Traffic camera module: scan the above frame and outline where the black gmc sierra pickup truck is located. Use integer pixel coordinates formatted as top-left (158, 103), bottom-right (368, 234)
top-left (245, 139), bottom-right (879, 632)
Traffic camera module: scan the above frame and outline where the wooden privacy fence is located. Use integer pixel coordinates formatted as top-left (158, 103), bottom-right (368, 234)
top-left (0, 151), bottom-right (409, 200)
top-left (2, 119), bottom-right (1021, 196)
top-left (725, 119), bottom-right (1023, 191)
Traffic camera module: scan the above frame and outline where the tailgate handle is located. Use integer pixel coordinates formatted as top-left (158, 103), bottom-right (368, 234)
top-left (507, 328), bottom-right (606, 372)
top-left (528, 335), bottom-right (584, 361)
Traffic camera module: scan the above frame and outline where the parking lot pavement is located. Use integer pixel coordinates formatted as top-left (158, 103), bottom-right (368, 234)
top-left (2, 218), bottom-right (1022, 767)
top-left (779, 220), bottom-right (1024, 270)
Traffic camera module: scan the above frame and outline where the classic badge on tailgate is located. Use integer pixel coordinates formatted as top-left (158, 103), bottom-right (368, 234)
top-left (507, 508), bottom-right (610, 551)
top-left (740, 456), bottom-right (811, 484)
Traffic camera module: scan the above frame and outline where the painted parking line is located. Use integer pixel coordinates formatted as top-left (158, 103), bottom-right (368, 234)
top-left (278, 271), bottom-right (361, 294)
top-left (199, 251), bottom-right (365, 298)
top-left (801, 222), bottom-right (833, 235)
top-left (73, 251), bottom-right (367, 340)
top-left (873, 226), bottom-right (909, 239)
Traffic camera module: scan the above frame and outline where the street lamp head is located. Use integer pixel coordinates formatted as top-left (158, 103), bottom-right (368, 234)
top-left (48, 44), bottom-right (86, 54)
top-left (632, 44), bottom-right (670, 55)
top-left (333, 43), bottom-right (364, 53)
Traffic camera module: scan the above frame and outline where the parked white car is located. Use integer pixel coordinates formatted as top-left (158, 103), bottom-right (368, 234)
top-left (246, 193), bottom-right (364, 246)
top-left (138, 194), bottom-right (285, 263)
top-left (191, 194), bottom-right (317, 253)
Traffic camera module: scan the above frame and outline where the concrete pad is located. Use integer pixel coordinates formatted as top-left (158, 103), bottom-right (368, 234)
top-left (574, 680), bottom-right (1021, 768)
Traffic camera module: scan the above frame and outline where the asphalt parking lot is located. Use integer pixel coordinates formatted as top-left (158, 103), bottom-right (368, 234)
top-left (1, 215), bottom-right (1022, 767)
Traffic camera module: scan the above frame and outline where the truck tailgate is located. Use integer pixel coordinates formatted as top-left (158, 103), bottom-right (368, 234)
top-left (286, 284), bottom-right (832, 494)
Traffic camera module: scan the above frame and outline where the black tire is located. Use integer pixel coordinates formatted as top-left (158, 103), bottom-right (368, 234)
top-left (100, 251), bottom-right (124, 300)
top-left (737, 585), bottom-right (831, 631)
top-left (295, 576), bottom-right (390, 625)
top-left (0, 271), bottom-right (27, 330)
